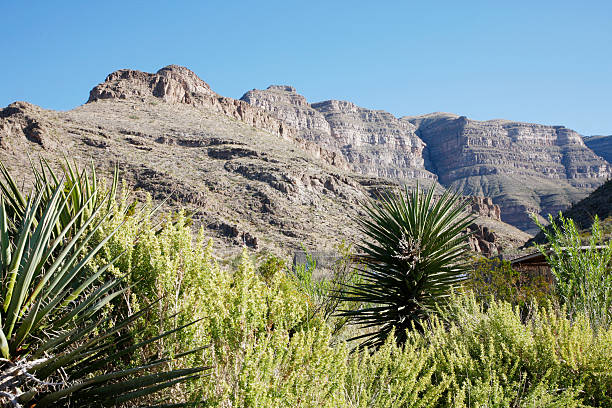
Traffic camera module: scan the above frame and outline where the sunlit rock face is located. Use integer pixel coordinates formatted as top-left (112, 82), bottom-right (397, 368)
top-left (241, 86), bottom-right (435, 181)
top-left (405, 113), bottom-right (611, 232)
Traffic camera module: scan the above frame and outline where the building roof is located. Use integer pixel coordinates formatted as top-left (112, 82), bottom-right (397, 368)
top-left (510, 246), bottom-right (608, 267)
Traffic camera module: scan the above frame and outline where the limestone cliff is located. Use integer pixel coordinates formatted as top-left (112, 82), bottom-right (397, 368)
top-left (241, 86), bottom-right (435, 180)
top-left (405, 113), bottom-right (611, 232)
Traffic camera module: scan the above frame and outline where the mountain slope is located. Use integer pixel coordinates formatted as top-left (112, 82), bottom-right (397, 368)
top-left (584, 134), bottom-right (612, 164)
top-left (0, 65), bottom-right (526, 257)
top-left (526, 178), bottom-right (612, 245)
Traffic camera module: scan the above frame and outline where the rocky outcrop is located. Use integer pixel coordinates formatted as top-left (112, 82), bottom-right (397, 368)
top-left (89, 65), bottom-right (296, 141)
top-left (0, 102), bottom-right (56, 149)
top-left (241, 86), bottom-right (435, 181)
top-left (405, 113), bottom-right (611, 232)
top-left (469, 196), bottom-right (501, 221)
top-left (468, 224), bottom-right (501, 257)
top-left (584, 135), bottom-right (612, 164)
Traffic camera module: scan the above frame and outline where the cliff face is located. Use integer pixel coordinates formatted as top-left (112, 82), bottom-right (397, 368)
top-left (243, 86), bottom-right (611, 233)
top-left (404, 113), bottom-right (611, 232)
top-left (241, 86), bottom-right (435, 180)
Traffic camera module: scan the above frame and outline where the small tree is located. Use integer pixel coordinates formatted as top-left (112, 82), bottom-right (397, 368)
top-left (535, 214), bottom-right (612, 329)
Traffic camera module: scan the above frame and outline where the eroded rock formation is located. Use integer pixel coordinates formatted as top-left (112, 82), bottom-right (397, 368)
top-left (0, 102), bottom-right (56, 149)
top-left (241, 86), bottom-right (435, 180)
top-left (89, 65), bottom-right (296, 141)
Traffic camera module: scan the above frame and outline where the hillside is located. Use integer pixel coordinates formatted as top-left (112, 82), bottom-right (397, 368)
top-left (526, 178), bottom-right (612, 245)
top-left (0, 65), bottom-right (526, 257)
top-left (584, 134), bottom-right (612, 164)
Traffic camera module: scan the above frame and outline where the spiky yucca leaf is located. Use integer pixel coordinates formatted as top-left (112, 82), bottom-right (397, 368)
top-left (338, 184), bottom-right (474, 349)
top-left (0, 158), bottom-right (118, 241)
top-left (0, 161), bottom-right (206, 407)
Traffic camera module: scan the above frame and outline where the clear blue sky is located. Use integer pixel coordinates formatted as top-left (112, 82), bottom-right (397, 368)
top-left (2, 1), bottom-right (611, 135)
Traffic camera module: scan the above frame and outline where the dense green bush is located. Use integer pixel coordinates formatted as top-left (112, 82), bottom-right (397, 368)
top-left (535, 214), bottom-right (612, 329)
top-left (87, 199), bottom-right (612, 407)
top-left (0, 163), bottom-right (205, 407)
top-left (338, 184), bottom-right (474, 349)
top-left (465, 256), bottom-right (554, 310)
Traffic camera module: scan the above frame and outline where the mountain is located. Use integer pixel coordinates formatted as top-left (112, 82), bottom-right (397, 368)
top-left (241, 86), bottom-right (434, 180)
top-left (584, 134), bottom-right (612, 164)
top-left (240, 86), bottom-right (611, 234)
top-left (0, 65), bottom-right (527, 257)
top-left (405, 113), bottom-right (610, 233)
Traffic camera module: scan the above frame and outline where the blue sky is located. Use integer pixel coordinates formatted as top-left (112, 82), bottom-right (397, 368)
top-left (2, 1), bottom-right (611, 135)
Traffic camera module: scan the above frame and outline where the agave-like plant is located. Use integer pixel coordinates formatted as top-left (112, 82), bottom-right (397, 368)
top-left (0, 161), bottom-right (205, 407)
top-left (0, 158), bottom-right (118, 240)
top-left (338, 184), bottom-right (474, 349)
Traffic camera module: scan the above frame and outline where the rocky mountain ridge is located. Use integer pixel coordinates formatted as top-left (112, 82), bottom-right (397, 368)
top-left (0, 65), bottom-right (529, 258)
top-left (241, 87), bottom-right (611, 234)
top-left (241, 86), bottom-right (434, 180)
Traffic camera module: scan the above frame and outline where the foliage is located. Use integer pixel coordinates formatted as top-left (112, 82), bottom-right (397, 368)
top-left (84, 191), bottom-right (612, 407)
top-left (13, 159), bottom-right (610, 406)
top-left (426, 293), bottom-right (612, 407)
top-left (465, 256), bottom-right (554, 310)
top-left (0, 159), bottom-right (118, 241)
top-left (535, 213), bottom-right (612, 329)
top-left (0, 162), bottom-right (205, 407)
top-left (338, 184), bottom-right (474, 349)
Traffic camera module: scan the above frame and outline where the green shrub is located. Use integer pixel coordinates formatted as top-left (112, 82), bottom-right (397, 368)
top-left (0, 163), bottom-right (205, 407)
top-left (426, 293), bottom-right (612, 407)
top-left (338, 184), bottom-right (474, 349)
top-left (535, 214), bottom-right (612, 329)
top-left (465, 256), bottom-right (554, 310)
top-left (83, 181), bottom-right (612, 407)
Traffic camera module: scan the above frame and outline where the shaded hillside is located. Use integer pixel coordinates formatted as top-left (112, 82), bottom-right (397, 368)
top-left (584, 135), bottom-right (612, 164)
top-left (526, 178), bottom-right (612, 246)
top-left (0, 65), bottom-right (526, 257)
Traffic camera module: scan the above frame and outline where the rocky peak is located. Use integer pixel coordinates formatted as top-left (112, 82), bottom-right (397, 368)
top-left (87, 65), bottom-right (301, 143)
top-left (88, 65), bottom-right (215, 104)
top-left (266, 85), bottom-right (297, 93)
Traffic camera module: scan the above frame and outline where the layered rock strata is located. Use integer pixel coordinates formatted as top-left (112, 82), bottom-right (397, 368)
top-left (405, 113), bottom-right (611, 232)
top-left (241, 86), bottom-right (435, 180)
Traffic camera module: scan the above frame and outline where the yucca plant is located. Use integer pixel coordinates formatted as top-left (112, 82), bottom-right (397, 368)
top-left (0, 158), bottom-right (118, 241)
top-left (0, 161), bottom-right (205, 407)
top-left (338, 184), bottom-right (474, 349)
